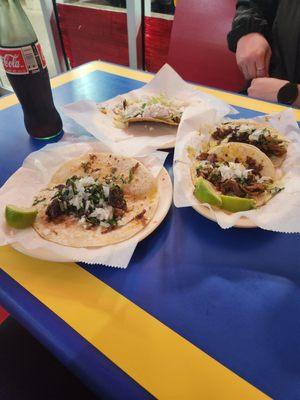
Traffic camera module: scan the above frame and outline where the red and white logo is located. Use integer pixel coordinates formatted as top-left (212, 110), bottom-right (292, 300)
top-left (35, 43), bottom-right (47, 69)
top-left (0, 48), bottom-right (28, 74)
top-left (0, 43), bottom-right (46, 75)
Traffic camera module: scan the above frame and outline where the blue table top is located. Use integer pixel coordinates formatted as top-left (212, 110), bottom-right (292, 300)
top-left (1, 62), bottom-right (300, 400)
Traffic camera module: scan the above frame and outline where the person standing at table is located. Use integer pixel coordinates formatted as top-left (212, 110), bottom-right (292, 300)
top-left (227, 0), bottom-right (300, 107)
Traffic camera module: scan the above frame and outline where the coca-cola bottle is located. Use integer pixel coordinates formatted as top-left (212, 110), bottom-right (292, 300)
top-left (0, 0), bottom-right (63, 139)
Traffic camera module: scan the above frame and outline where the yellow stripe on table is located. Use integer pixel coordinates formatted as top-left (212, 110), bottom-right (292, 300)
top-left (0, 61), bottom-right (299, 121)
top-left (0, 246), bottom-right (269, 399)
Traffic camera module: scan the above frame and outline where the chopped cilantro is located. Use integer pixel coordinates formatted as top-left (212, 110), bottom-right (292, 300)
top-left (128, 168), bottom-right (134, 183)
top-left (46, 176), bottom-right (127, 227)
top-left (32, 197), bottom-right (46, 206)
top-left (81, 161), bottom-right (91, 173)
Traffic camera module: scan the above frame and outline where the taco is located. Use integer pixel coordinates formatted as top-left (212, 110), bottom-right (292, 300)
top-left (108, 93), bottom-right (185, 128)
top-left (204, 119), bottom-right (288, 167)
top-left (191, 142), bottom-right (283, 212)
top-left (32, 153), bottom-right (158, 247)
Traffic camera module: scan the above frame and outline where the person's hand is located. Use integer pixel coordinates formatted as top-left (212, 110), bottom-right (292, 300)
top-left (248, 78), bottom-right (288, 102)
top-left (236, 33), bottom-right (272, 80)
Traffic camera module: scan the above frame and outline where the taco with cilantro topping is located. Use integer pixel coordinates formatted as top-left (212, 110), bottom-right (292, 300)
top-left (33, 153), bottom-right (158, 247)
top-left (109, 93), bottom-right (185, 128)
top-left (204, 120), bottom-right (289, 167)
top-left (191, 142), bottom-right (283, 212)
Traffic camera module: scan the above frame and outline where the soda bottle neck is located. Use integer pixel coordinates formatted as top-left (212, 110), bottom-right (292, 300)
top-left (0, 0), bottom-right (38, 47)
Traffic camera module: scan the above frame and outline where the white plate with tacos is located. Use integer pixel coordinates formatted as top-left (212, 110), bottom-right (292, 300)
top-left (0, 143), bottom-right (172, 266)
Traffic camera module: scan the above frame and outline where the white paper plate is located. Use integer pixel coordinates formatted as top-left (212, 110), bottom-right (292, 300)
top-left (192, 203), bottom-right (256, 229)
top-left (12, 167), bottom-right (173, 262)
top-left (174, 160), bottom-right (256, 229)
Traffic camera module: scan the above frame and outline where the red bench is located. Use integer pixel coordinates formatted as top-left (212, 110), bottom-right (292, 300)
top-left (168, 0), bottom-right (245, 92)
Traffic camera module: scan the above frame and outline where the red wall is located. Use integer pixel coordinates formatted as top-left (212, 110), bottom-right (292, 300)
top-left (145, 16), bottom-right (173, 72)
top-left (57, 4), bottom-right (129, 68)
top-left (57, 4), bottom-right (173, 72)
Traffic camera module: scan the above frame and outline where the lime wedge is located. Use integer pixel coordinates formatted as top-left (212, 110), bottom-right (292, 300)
top-left (5, 204), bottom-right (37, 229)
top-left (220, 195), bottom-right (256, 212)
top-left (194, 178), bottom-right (222, 207)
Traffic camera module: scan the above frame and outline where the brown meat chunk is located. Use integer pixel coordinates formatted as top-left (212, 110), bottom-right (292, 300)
top-left (135, 209), bottom-right (146, 220)
top-left (243, 182), bottom-right (266, 195)
top-left (46, 199), bottom-right (63, 221)
top-left (228, 130), bottom-right (250, 143)
top-left (265, 142), bottom-right (287, 157)
top-left (89, 154), bottom-right (97, 162)
top-left (113, 208), bottom-right (125, 219)
top-left (197, 152), bottom-right (209, 161)
top-left (219, 179), bottom-right (246, 197)
top-left (212, 127), bottom-right (232, 140)
top-left (132, 163), bottom-right (139, 173)
top-left (108, 186), bottom-right (127, 210)
top-left (102, 225), bottom-right (116, 234)
top-left (246, 156), bottom-right (263, 175)
top-left (207, 153), bottom-right (217, 164)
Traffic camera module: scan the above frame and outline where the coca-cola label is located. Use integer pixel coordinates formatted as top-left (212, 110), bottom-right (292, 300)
top-left (35, 43), bottom-right (47, 69)
top-left (0, 42), bottom-right (47, 75)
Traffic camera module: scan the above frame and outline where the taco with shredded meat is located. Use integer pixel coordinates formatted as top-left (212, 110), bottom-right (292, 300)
top-left (32, 153), bottom-right (158, 247)
top-left (203, 119), bottom-right (289, 167)
top-left (190, 142), bottom-right (283, 212)
top-left (107, 93), bottom-right (185, 128)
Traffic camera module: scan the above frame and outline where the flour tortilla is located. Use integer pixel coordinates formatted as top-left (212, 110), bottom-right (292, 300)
top-left (33, 153), bottom-right (159, 248)
top-left (205, 119), bottom-right (288, 167)
top-left (191, 142), bottom-right (277, 207)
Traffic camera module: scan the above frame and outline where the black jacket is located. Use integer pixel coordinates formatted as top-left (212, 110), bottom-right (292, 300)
top-left (228, 0), bottom-right (300, 83)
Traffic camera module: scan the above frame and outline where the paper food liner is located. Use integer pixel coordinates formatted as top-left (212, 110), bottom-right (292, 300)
top-left (62, 64), bottom-right (236, 153)
top-left (0, 141), bottom-right (168, 267)
top-left (174, 106), bottom-right (300, 232)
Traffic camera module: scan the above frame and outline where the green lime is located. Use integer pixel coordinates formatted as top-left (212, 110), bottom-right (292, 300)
top-left (220, 195), bottom-right (256, 212)
top-left (5, 204), bottom-right (38, 229)
top-left (194, 178), bottom-right (222, 207)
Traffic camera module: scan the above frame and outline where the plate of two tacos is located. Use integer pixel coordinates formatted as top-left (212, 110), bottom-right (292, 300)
top-left (9, 152), bottom-right (172, 260)
top-left (189, 120), bottom-right (288, 228)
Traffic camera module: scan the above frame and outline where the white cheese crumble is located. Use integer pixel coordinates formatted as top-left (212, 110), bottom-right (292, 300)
top-left (198, 160), bottom-right (209, 168)
top-left (68, 177), bottom-right (111, 211)
top-left (89, 206), bottom-right (113, 221)
top-left (124, 104), bottom-right (141, 119)
top-left (257, 176), bottom-right (271, 184)
top-left (143, 104), bottom-right (170, 119)
top-left (100, 221), bottom-right (110, 228)
top-left (103, 184), bottom-right (110, 198)
top-left (76, 176), bottom-right (95, 188)
top-left (248, 129), bottom-right (268, 141)
top-left (237, 124), bottom-right (251, 133)
top-left (221, 123), bottom-right (249, 136)
top-left (69, 195), bottom-right (83, 210)
top-left (78, 217), bottom-right (88, 228)
top-left (74, 176), bottom-right (96, 199)
top-left (85, 200), bottom-right (91, 212)
top-left (116, 94), bottom-right (185, 122)
top-left (218, 162), bottom-right (252, 181)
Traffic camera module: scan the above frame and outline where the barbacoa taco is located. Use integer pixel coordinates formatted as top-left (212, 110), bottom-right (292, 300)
top-left (204, 120), bottom-right (288, 167)
top-left (191, 142), bottom-right (283, 212)
top-left (32, 153), bottom-right (158, 247)
top-left (107, 93), bottom-right (185, 128)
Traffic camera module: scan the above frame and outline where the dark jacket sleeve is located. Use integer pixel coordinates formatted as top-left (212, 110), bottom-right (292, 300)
top-left (227, 0), bottom-right (279, 52)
